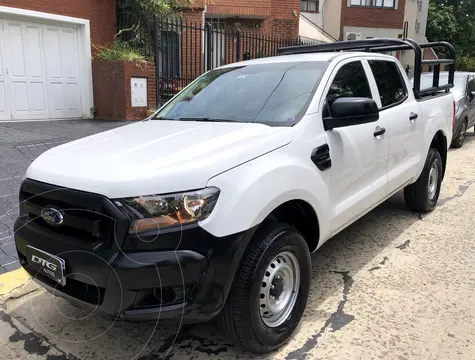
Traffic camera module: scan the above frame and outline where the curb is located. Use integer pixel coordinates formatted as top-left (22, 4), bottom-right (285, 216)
top-left (0, 268), bottom-right (31, 296)
top-left (0, 268), bottom-right (43, 312)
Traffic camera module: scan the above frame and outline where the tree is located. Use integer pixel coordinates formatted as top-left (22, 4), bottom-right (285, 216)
top-left (427, 0), bottom-right (475, 61)
top-left (118, 0), bottom-right (208, 20)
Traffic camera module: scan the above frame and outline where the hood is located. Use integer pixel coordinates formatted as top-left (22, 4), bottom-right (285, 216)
top-left (25, 120), bottom-right (294, 198)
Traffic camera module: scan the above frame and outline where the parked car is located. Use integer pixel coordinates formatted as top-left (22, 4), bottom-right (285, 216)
top-left (419, 71), bottom-right (475, 148)
top-left (14, 39), bottom-right (455, 354)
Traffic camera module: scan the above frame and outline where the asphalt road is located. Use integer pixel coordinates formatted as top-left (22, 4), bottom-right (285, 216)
top-left (1, 130), bottom-right (475, 360)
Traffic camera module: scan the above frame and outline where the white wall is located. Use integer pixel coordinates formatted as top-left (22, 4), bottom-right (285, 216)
top-left (299, 15), bottom-right (334, 42)
top-left (401, 0), bottom-right (430, 76)
top-left (343, 26), bottom-right (402, 40)
top-left (404, 0), bottom-right (429, 42)
top-left (300, 0), bottom-right (341, 40)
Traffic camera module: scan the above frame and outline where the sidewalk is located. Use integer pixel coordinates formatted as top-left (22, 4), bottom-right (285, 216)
top-left (0, 119), bottom-right (128, 274)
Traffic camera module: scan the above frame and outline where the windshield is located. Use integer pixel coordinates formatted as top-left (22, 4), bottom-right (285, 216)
top-left (153, 61), bottom-right (328, 126)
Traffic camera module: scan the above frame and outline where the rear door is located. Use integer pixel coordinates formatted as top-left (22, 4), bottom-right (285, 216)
top-left (321, 59), bottom-right (389, 235)
top-left (366, 59), bottom-right (423, 193)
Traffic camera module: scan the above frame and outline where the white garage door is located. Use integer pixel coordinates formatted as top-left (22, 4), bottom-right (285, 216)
top-left (0, 18), bottom-right (82, 120)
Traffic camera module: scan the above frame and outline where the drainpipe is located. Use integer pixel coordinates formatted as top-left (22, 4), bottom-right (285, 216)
top-left (202, 4), bottom-right (207, 72)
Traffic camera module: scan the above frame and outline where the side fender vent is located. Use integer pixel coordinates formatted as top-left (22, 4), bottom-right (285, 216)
top-left (311, 144), bottom-right (331, 171)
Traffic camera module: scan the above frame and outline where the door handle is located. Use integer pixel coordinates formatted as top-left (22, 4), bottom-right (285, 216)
top-left (373, 127), bottom-right (386, 137)
top-left (409, 112), bottom-right (418, 122)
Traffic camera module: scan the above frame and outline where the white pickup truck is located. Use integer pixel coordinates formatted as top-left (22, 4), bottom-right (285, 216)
top-left (14, 39), bottom-right (455, 353)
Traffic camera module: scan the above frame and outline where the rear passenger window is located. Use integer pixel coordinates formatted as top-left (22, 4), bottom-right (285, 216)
top-left (368, 60), bottom-right (407, 108)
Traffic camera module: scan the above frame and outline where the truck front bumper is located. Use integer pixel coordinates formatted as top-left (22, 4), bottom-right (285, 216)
top-left (15, 223), bottom-right (255, 322)
top-left (14, 179), bottom-right (257, 323)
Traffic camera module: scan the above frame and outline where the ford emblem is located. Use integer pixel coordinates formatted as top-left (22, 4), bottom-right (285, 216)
top-left (41, 207), bottom-right (64, 227)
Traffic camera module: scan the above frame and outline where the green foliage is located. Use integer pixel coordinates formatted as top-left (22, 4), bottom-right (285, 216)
top-left (426, 2), bottom-right (457, 41)
top-left (456, 55), bottom-right (475, 71)
top-left (427, 0), bottom-right (475, 62)
top-left (118, 0), bottom-right (203, 20)
top-left (94, 41), bottom-right (145, 61)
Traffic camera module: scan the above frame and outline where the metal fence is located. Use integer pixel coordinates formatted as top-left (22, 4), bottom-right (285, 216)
top-left (116, 15), bottom-right (321, 105)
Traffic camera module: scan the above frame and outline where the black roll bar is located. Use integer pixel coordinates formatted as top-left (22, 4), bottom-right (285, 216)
top-left (277, 38), bottom-right (456, 99)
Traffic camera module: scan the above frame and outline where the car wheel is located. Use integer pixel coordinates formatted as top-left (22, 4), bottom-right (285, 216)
top-left (218, 223), bottom-right (311, 354)
top-left (404, 147), bottom-right (443, 212)
top-left (451, 120), bottom-right (467, 149)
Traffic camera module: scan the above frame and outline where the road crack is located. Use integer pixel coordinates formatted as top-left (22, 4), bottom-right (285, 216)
top-left (396, 240), bottom-right (410, 250)
top-left (438, 181), bottom-right (475, 206)
top-left (285, 271), bottom-right (355, 360)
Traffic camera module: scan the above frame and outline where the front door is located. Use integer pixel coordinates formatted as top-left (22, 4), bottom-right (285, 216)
top-left (322, 60), bottom-right (389, 235)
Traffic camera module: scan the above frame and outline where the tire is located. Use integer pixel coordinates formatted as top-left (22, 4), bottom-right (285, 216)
top-left (218, 223), bottom-right (311, 354)
top-left (404, 147), bottom-right (443, 213)
top-left (451, 120), bottom-right (467, 149)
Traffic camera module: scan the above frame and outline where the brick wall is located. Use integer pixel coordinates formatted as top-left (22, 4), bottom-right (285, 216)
top-left (185, 0), bottom-right (300, 39)
top-left (93, 60), bottom-right (156, 121)
top-left (340, 0), bottom-right (405, 40)
top-left (181, 11), bottom-right (204, 79)
top-left (0, 0), bottom-right (116, 48)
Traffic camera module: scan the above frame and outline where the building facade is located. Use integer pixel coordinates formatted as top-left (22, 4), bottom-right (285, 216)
top-left (298, 0), bottom-right (432, 72)
top-left (183, 0), bottom-right (301, 39)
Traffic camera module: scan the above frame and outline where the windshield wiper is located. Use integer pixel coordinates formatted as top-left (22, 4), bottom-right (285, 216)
top-left (178, 117), bottom-right (242, 123)
top-left (152, 116), bottom-right (174, 120)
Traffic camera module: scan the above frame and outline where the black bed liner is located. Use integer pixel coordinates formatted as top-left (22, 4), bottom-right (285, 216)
top-left (277, 38), bottom-right (455, 100)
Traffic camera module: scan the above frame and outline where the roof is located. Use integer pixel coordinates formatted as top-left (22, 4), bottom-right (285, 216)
top-left (218, 52), bottom-right (396, 69)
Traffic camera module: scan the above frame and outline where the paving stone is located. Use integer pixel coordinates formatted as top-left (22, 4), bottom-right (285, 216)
top-left (2, 260), bottom-right (20, 272)
top-left (1, 241), bottom-right (17, 259)
top-left (0, 160), bottom-right (31, 177)
top-left (0, 168), bottom-right (11, 181)
top-left (0, 194), bottom-right (18, 216)
top-left (0, 178), bottom-right (20, 197)
top-left (0, 148), bottom-right (29, 164)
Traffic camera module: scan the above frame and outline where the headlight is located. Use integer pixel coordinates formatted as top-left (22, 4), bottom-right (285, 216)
top-left (115, 187), bottom-right (220, 233)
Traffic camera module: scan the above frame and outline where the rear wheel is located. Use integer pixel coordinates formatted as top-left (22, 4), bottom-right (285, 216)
top-left (404, 147), bottom-right (443, 212)
top-left (218, 223), bottom-right (311, 354)
top-left (451, 120), bottom-right (467, 148)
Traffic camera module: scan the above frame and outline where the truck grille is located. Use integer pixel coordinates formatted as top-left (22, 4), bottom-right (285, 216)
top-left (19, 179), bottom-right (128, 246)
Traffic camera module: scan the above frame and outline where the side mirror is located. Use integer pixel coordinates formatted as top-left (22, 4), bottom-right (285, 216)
top-left (323, 97), bottom-right (379, 131)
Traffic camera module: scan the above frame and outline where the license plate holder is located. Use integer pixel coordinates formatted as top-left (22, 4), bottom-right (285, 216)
top-left (25, 246), bottom-right (66, 286)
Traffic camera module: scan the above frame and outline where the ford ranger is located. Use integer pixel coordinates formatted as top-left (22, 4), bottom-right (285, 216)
top-left (14, 38), bottom-right (455, 353)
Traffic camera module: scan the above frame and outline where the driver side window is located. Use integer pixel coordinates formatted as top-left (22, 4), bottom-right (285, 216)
top-left (323, 61), bottom-right (372, 118)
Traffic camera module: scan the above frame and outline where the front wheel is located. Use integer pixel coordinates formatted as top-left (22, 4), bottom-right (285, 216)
top-left (218, 224), bottom-right (311, 354)
top-left (404, 147), bottom-right (443, 212)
